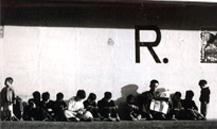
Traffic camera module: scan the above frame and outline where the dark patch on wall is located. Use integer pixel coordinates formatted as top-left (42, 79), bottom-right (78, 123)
top-left (1, 1), bottom-right (217, 30)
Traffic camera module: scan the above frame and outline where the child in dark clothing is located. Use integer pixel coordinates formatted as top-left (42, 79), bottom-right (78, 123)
top-left (1, 77), bottom-right (18, 121)
top-left (182, 90), bottom-right (198, 110)
top-left (83, 93), bottom-right (102, 120)
top-left (198, 79), bottom-right (211, 118)
top-left (38, 92), bottom-right (54, 121)
top-left (23, 100), bottom-right (36, 121)
top-left (53, 92), bottom-right (67, 121)
top-left (168, 92), bottom-right (182, 120)
top-left (28, 91), bottom-right (41, 108)
top-left (98, 92), bottom-right (120, 121)
top-left (13, 96), bottom-right (23, 120)
top-left (125, 94), bottom-right (141, 121)
top-left (181, 90), bottom-right (204, 120)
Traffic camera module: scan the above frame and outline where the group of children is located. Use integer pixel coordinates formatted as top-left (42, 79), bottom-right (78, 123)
top-left (0, 77), bottom-right (211, 122)
top-left (135, 80), bottom-right (210, 121)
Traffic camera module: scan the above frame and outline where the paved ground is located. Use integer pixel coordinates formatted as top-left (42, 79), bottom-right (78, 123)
top-left (1, 120), bottom-right (217, 129)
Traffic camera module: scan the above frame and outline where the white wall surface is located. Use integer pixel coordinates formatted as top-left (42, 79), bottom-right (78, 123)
top-left (0, 26), bottom-right (216, 119)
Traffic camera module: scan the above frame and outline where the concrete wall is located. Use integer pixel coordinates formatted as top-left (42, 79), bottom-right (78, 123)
top-left (0, 26), bottom-right (216, 119)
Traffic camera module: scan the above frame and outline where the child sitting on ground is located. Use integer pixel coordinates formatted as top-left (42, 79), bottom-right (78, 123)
top-left (53, 92), bottom-right (67, 121)
top-left (181, 90), bottom-right (204, 120)
top-left (98, 92), bottom-right (120, 121)
top-left (125, 94), bottom-right (142, 121)
top-left (168, 92), bottom-right (182, 120)
top-left (23, 100), bottom-right (36, 121)
top-left (38, 92), bottom-right (54, 121)
top-left (64, 90), bottom-right (93, 121)
top-left (83, 93), bottom-right (102, 120)
top-left (28, 91), bottom-right (41, 108)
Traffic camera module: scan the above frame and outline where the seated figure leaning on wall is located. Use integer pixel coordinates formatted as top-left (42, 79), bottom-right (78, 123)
top-left (167, 92), bottom-right (183, 120)
top-left (53, 92), bottom-right (68, 121)
top-left (98, 92), bottom-right (120, 121)
top-left (138, 79), bottom-right (169, 120)
top-left (38, 92), bottom-right (55, 121)
top-left (180, 90), bottom-right (204, 120)
top-left (83, 93), bottom-right (102, 121)
top-left (125, 94), bottom-right (142, 121)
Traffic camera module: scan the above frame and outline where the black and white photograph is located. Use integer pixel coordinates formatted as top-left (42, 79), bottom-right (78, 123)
top-left (0, 0), bottom-right (217, 129)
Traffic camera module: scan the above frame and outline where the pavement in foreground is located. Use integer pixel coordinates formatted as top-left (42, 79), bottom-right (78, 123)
top-left (1, 120), bottom-right (217, 129)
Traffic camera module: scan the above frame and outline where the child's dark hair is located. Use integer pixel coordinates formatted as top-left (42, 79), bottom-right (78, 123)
top-left (104, 92), bottom-right (112, 99)
top-left (198, 79), bottom-right (207, 86)
top-left (76, 90), bottom-right (86, 99)
top-left (56, 92), bottom-right (64, 100)
top-left (174, 92), bottom-right (182, 99)
top-left (28, 99), bottom-right (35, 106)
top-left (150, 79), bottom-right (159, 86)
top-left (4, 77), bottom-right (13, 86)
top-left (126, 94), bottom-right (134, 103)
top-left (88, 93), bottom-right (96, 100)
top-left (42, 92), bottom-right (50, 101)
top-left (33, 91), bottom-right (40, 98)
top-left (186, 90), bottom-right (194, 97)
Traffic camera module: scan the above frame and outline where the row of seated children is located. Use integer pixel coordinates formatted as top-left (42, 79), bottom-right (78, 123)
top-left (127, 80), bottom-right (206, 121)
top-left (169, 91), bottom-right (204, 120)
top-left (4, 89), bottom-right (204, 122)
top-left (126, 90), bottom-right (204, 121)
top-left (23, 92), bottom-right (67, 121)
top-left (1, 78), bottom-right (209, 121)
top-left (21, 90), bottom-right (120, 121)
